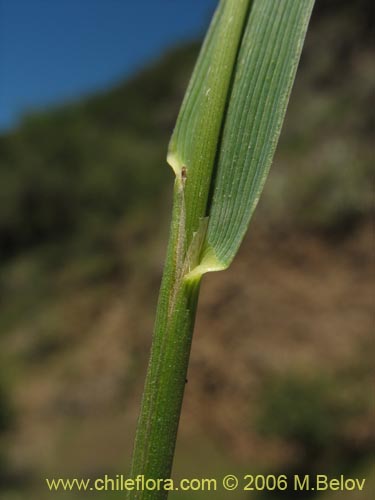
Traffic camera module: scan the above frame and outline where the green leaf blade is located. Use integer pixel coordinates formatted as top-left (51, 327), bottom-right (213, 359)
top-left (168, 0), bottom-right (250, 247)
top-left (201, 0), bottom-right (315, 269)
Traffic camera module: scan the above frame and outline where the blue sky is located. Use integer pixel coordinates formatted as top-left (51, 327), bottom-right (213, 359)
top-left (0, 0), bottom-right (217, 131)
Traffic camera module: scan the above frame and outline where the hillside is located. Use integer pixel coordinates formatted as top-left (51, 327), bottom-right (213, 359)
top-left (0, 1), bottom-right (373, 499)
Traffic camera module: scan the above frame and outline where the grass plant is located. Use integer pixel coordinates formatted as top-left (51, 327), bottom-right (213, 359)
top-left (127, 1), bottom-right (315, 498)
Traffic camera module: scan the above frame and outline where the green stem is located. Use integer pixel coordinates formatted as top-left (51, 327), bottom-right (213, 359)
top-left (127, 176), bottom-right (202, 500)
top-left (126, 1), bottom-right (315, 496)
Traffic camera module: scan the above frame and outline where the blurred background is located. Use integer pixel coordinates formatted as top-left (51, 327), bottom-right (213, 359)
top-left (0, 0), bottom-right (373, 498)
